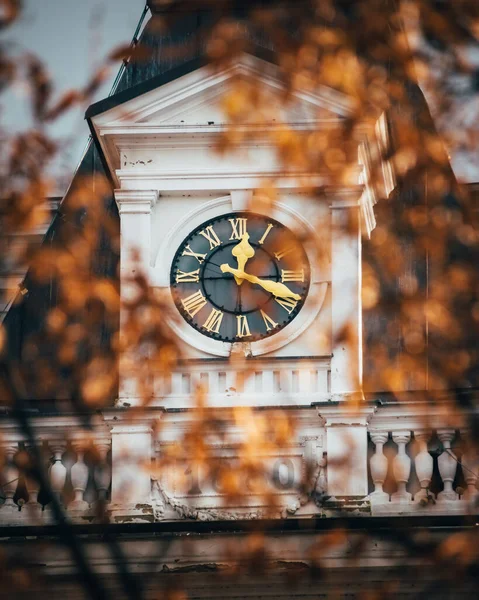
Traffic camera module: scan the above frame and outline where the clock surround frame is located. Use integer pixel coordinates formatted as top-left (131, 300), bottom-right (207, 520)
top-left (153, 194), bottom-right (328, 357)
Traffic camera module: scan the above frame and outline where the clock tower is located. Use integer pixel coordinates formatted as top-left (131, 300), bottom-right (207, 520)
top-left (88, 50), bottom-right (388, 510)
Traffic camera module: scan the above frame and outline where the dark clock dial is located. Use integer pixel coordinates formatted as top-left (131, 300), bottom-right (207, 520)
top-left (170, 212), bottom-right (310, 342)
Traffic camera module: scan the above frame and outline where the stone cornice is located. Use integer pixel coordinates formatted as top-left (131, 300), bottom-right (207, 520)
top-left (367, 400), bottom-right (476, 432)
top-left (114, 189), bottom-right (158, 214)
top-left (317, 403), bottom-right (376, 426)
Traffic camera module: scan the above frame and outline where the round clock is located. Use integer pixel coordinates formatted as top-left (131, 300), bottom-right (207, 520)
top-left (170, 212), bottom-right (310, 343)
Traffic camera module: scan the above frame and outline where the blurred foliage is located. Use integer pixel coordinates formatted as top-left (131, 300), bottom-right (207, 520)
top-left (0, 0), bottom-right (479, 599)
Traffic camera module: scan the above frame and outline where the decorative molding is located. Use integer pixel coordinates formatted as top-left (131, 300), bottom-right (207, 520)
top-left (102, 122), bottom-right (345, 137)
top-left (359, 186), bottom-right (377, 237)
top-left (368, 402), bottom-right (467, 433)
top-left (375, 111), bottom-right (397, 198)
top-left (318, 404), bottom-right (376, 427)
top-left (150, 431), bottom-right (329, 521)
top-left (357, 112), bottom-right (397, 237)
top-left (114, 189), bottom-right (159, 214)
top-left (299, 435), bottom-right (323, 446)
top-left (153, 479), bottom-right (302, 521)
top-left (230, 189), bottom-right (252, 210)
top-left (116, 170), bottom-right (328, 193)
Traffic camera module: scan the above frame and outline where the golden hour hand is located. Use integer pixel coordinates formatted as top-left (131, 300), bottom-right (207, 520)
top-left (231, 233), bottom-right (255, 285)
top-left (220, 264), bottom-right (301, 300)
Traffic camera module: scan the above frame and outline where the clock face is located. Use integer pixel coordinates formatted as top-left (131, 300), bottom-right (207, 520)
top-left (170, 212), bottom-right (310, 343)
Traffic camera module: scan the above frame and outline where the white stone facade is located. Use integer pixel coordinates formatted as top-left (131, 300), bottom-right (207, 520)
top-left (2, 53), bottom-right (476, 530)
top-left (90, 54), bottom-right (382, 407)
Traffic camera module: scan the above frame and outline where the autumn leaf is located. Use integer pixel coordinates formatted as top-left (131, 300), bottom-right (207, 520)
top-left (44, 89), bottom-right (83, 121)
top-left (25, 54), bottom-right (52, 122)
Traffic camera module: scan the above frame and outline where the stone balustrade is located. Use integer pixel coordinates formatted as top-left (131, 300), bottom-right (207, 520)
top-left (0, 402), bottom-right (477, 526)
top-left (119, 358), bottom-right (332, 409)
top-left (0, 421), bottom-right (112, 525)
top-left (368, 407), bottom-right (479, 515)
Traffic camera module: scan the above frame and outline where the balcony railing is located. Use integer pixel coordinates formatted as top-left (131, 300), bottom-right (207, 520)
top-left (0, 402), bottom-right (477, 526)
top-left (0, 416), bottom-right (112, 525)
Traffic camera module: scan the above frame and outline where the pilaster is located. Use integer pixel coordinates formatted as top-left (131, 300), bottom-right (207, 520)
top-left (318, 405), bottom-right (374, 497)
top-left (329, 192), bottom-right (362, 395)
top-left (114, 189), bottom-right (158, 277)
top-left (110, 425), bottom-right (153, 515)
top-left (115, 189), bottom-right (158, 407)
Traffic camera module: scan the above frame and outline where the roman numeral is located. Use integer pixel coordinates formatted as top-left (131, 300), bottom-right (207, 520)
top-left (274, 245), bottom-right (296, 261)
top-left (181, 290), bottom-right (207, 318)
top-left (199, 225), bottom-right (222, 250)
top-left (258, 223), bottom-right (274, 245)
top-left (203, 308), bottom-right (224, 334)
top-left (236, 315), bottom-right (251, 338)
top-left (275, 296), bottom-right (298, 314)
top-left (182, 244), bottom-right (207, 264)
top-left (176, 269), bottom-right (200, 283)
top-left (281, 269), bottom-right (304, 283)
top-left (229, 218), bottom-right (248, 240)
top-left (260, 310), bottom-right (278, 332)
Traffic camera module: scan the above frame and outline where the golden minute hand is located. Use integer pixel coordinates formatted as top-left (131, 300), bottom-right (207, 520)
top-left (231, 233), bottom-right (255, 286)
top-left (220, 264), bottom-right (301, 300)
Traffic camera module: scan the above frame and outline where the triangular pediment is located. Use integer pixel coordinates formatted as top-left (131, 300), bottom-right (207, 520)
top-left (89, 51), bottom-right (394, 232)
top-left (91, 53), bottom-right (354, 132)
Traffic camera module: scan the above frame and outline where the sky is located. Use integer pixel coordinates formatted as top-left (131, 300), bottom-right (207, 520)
top-left (1, 1), bottom-right (477, 191)
top-left (1, 0), bottom-right (147, 194)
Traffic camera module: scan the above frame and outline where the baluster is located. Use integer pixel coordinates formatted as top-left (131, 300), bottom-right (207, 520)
top-left (94, 441), bottom-right (111, 502)
top-left (151, 440), bottom-right (165, 520)
top-left (461, 432), bottom-right (479, 502)
top-left (391, 431), bottom-right (412, 502)
top-left (49, 441), bottom-right (67, 504)
top-left (317, 453), bottom-right (328, 495)
top-left (437, 429), bottom-right (458, 501)
top-left (369, 432), bottom-right (389, 503)
top-left (24, 445), bottom-right (41, 510)
top-left (414, 430), bottom-right (434, 502)
top-left (1, 443), bottom-right (19, 510)
top-left (70, 441), bottom-right (90, 510)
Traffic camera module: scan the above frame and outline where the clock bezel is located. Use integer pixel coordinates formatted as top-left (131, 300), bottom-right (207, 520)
top-left (170, 211), bottom-right (311, 343)
top-left (152, 195), bottom-right (328, 357)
